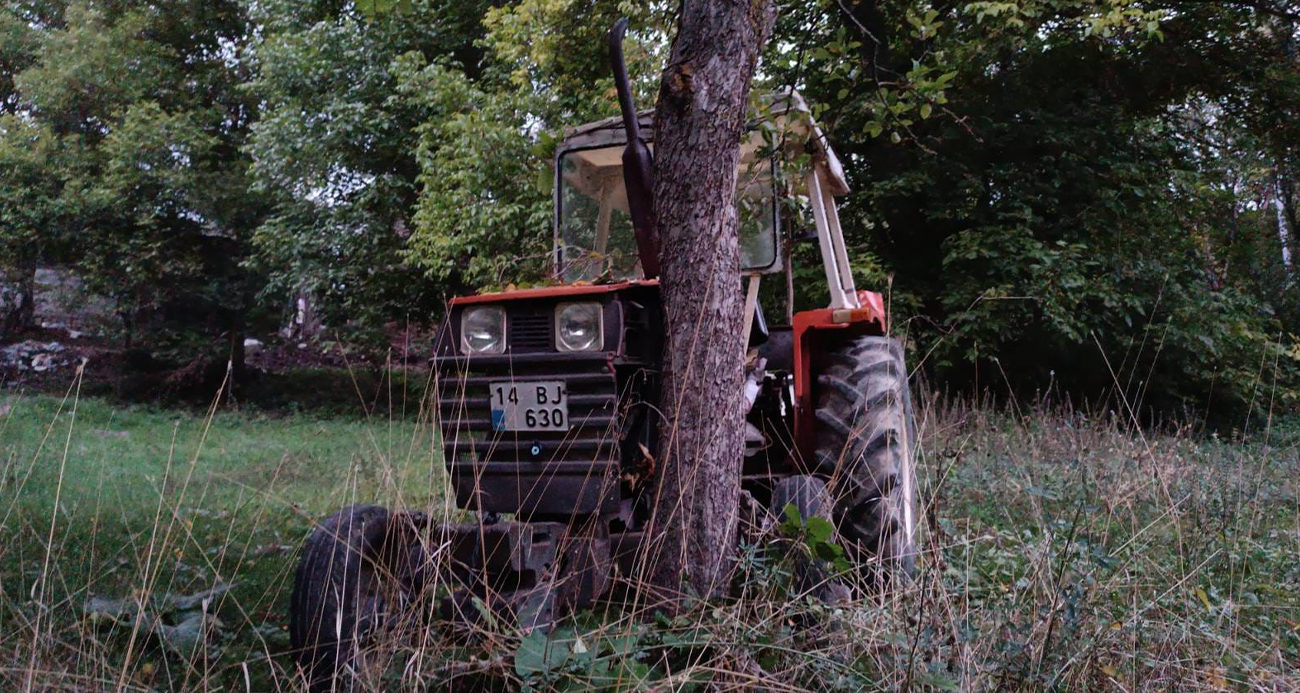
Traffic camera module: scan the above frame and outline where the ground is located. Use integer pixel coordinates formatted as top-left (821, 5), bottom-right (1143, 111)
top-left (0, 383), bottom-right (1296, 691)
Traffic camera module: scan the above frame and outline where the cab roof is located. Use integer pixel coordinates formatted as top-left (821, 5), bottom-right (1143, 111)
top-left (555, 90), bottom-right (850, 197)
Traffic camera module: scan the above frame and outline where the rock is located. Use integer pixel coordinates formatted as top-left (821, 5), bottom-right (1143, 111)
top-left (242, 338), bottom-right (264, 355)
top-left (0, 340), bottom-right (72, 371)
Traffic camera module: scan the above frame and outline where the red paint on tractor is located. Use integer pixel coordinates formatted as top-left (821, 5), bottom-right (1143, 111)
top-left (791, 290), bottom-right (889, 456)
top-left (450, 279), bottom-right (660, 306)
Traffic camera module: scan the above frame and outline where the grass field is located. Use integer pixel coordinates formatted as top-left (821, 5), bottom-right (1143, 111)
top-left (0, 381), bottom-right (1297, 691)
top-left (0, 384), bottom-right (444, 691)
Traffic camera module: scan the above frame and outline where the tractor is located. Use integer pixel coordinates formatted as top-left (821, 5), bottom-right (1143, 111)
top-left (289, 20), bottom-right (917, 688)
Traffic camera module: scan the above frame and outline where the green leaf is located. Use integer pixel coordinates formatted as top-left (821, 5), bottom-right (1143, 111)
top-left (814, 541), bottom-right (844, 562)
top-left (805, 516), bottom-right (835, 544)
top-left (782, 502), bottom-right (802, 527)
top-left (514, 628), bottom-right (573, 679)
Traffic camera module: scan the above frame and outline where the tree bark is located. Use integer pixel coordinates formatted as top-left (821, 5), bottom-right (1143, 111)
top-left (646, 0), bottom-right (775, 600)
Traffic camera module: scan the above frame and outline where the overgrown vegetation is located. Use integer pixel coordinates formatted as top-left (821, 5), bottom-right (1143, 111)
top-left (2, 385), bottom-right (1295, 690)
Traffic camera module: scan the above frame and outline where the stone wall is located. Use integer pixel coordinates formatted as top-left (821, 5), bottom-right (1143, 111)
top-left (31, 268), bottom-right (117, 336)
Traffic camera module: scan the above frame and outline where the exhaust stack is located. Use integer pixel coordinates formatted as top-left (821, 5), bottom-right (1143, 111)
top-left (608, 18), bottom-right (660, 279)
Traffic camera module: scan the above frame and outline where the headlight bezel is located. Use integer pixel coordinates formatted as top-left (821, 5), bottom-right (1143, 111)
top-left (554, 301), bottom-right (604, 352)
top-left (460, 305), bottom-right (506, 355)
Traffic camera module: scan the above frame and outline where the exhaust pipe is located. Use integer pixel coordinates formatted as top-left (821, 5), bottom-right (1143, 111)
top-left (609, 18), bottom-right (660, 279)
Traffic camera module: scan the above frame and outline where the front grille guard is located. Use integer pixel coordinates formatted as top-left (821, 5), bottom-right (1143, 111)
top-left (432, 351), bottom-right (626, 518)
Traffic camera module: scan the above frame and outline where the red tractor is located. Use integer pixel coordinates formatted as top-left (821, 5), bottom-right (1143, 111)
top-left (290, 21), bottom-right (916, 687)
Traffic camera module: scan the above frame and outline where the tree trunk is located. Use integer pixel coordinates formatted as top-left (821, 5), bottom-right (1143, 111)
top-left (228, 310), bottom-right (247, 380)
top-left (1278, 173), bottom-right (1296, 270)
top-left (646, 0), bottom-right (775, 600)
top-left (1, 269), bottom-right (36, 341)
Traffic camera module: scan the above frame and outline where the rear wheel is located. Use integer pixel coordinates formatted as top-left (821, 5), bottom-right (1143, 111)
top-left (290, 505), bottom-right (399, 690)
top-left (811, 336), bottom-right (917, 589)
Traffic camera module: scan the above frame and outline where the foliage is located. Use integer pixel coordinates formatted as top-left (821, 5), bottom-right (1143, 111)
top-left (2, 0), bottom-right (1298, 417)
top-left (765, 0), bottom-right (1300, 418)
top-left (397, 56), bottom-right (554, 290)
top-left (4, 0), bottom-right (269, 361)
top-left (0, 115), bottom-right (72, 335)
top-left (242, 0), bottom-right (500, 342)
top-left (397, 0), bottom-right (672, 291)
top-left (780, 501), bottom-right (851, 574)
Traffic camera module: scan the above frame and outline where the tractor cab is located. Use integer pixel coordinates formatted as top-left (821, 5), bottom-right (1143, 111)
top-left (555, 109), bottom-right (780, 283)
top-left (551, 92), bottom-right (868, 316)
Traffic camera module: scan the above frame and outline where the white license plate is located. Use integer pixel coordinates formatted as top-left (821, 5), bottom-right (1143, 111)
top-left (489, 381), bottom-right (568, 431)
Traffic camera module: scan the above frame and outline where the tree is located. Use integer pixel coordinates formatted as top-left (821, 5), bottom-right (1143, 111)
top-left (646, 0), bottom-right (775, 598)
top-left (761, 0), bottom-right (1300, 418)
top-left (247, 0), bottom-right (673, 342)
top-left (401, 0), bottom-right (673, 293)
top-left (0, 2), bottom-right (64, 339)
top-left (9, 0), bottom-right (268, 374)
top-left (244, 0), bottom-right (501, 344)
top-left (0, 116), bottom-right (66, 339)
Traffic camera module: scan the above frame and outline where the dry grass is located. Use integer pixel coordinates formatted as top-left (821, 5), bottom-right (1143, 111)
top-left (0, 369), bottom-right (1297, 691)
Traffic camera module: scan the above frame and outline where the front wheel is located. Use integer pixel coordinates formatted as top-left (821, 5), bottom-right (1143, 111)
top-left (811, 335), bottom-right (917, 589)
top-left (289, 505), bottom-right (401, 690)
top-left (771, 475), bottom-right (849, 603)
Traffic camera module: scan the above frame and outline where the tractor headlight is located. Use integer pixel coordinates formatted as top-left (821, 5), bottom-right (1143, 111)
top-left (461, 306), bottom-right (505, 354)
top-left (555, 302), bottom-right (603, 352)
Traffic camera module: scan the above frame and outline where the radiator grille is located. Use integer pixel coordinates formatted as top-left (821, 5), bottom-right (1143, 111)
top-left (509, 314), bottom-right (552, 351)
top-left (434, 352), bottom-right (622, 516)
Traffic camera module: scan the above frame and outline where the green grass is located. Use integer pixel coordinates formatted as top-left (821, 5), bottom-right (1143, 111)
top-left (0, 387), bottom-right (443, 690)
top-left (909, 399), bottom-right (1300, 690)
top-left (0, 383), bottom-right (1296, 691)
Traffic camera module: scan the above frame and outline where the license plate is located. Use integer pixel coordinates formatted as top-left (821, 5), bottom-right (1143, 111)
top-left (489, 381), bottom-right (568, 431)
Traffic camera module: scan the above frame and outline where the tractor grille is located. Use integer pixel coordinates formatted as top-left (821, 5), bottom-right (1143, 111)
top-left (509, 313), bottom-right (553, 352)
top-left (433, 352), bottom-right (621, 517)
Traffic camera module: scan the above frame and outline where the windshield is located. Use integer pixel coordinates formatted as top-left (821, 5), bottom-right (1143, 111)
top-left (556, 145), bottom-right (778, 283)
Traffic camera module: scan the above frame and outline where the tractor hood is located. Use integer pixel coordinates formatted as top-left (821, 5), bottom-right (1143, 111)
top-left (449, 279), bottom-right (659, 306)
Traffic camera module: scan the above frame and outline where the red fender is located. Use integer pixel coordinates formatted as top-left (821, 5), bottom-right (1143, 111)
top-left (791, 290), bottom-right (888, 459)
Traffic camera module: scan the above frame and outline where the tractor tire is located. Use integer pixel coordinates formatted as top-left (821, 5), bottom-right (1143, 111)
top-left (772, 475), bottom-right (849, 603)
top-left (290, 504), bottom-right (398, 691)
top-left (812, 336), bottom-right (917, 589)
top-left (772, 474), bottom-right (831, 524)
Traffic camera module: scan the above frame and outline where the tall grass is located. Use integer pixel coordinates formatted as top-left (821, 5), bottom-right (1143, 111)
top-left (0, 372), bottom-right (1296, 691)
top-left (0, 369), bottom-right (443, 691)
